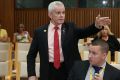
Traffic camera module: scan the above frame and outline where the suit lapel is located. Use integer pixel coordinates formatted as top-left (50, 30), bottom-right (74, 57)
top-left (81, 61), bottom-right (90, 80)
top-left (61, 23), bottom-right (66, 45)
top-left (61, 23), bottom-right (69, 47)
top-left (81, 62), bottom-right (111, 80)
top-left (103, 63), bottom-right (111, 80)
top-left (42, 24), bottom-right (49, 57)
top-left (42, 23), bottom-right (67, 59)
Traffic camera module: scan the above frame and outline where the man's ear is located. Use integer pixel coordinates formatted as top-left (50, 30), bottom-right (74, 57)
top-left (48, 12), bottom-right (51, 19)
top-left (103, 52), bottom-right (107, 59)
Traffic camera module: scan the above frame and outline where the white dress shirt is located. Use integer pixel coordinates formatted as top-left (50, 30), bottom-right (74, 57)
top-left (85, 62), bottom-right (106, 80)
top-left (48, 22), bottom-right (64, 62)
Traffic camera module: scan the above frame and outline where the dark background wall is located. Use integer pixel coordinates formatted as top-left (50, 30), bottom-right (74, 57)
top-left (0, 0), bottom-right (120, 40)
top-left (0, 0), bottom-right (14, 39)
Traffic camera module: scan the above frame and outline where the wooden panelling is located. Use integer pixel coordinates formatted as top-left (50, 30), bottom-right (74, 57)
top-left (14, 8), bottom-right (120, 37)
top-left (0, 0), bottom-right (14, 39)
top-left (0, 0), bottom-right (120, 39)
top-left (14, 9), bottom-right (49, 36)
top-left (0, 0), bottom-right (4, 23)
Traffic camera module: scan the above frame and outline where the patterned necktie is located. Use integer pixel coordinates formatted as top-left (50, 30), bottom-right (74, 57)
top-left (54, 26), bottom-right (60, 69)
top-left (92, 65), bottom-right (102, 74)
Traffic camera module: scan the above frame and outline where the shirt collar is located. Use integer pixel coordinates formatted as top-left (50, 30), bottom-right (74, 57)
top-left (100, 61), bottom-right (106, 68)
top-left (49, 21), bottom-right (62, 30)
top-left (90, 61), bottom-right (106, 68)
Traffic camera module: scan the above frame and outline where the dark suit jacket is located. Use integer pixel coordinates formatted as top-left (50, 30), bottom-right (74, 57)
top-left (27, 22), bottom-right (101, 80)
top-left (68, 60), bottom-right (120, 80)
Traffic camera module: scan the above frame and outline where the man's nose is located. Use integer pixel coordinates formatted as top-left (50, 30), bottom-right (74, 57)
top-left (60, 13), bottom-right (64, 17)
top-left (88, 53), bottom-right (92, 59)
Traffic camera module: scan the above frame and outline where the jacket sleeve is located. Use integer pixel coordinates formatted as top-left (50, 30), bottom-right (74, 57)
top-left (74, 23), bottom-right (101, 39)
top-left (67, 61), bottom-right (81, 80)
top-left (27, 29), bottom-right (39, 77)
top-left (68, 62), bottom-right (77, 80)
top-left (111, 35), bottom-right (120, 51)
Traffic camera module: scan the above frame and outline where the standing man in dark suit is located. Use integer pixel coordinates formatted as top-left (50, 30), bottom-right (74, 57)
top-left (68, 39), bottom-right (120, 80)
top-left (27, 1), bottom-right (111, 80)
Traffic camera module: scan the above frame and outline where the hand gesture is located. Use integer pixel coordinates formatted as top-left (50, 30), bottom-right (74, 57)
top-left (95, 14), bottom-right (111, 28)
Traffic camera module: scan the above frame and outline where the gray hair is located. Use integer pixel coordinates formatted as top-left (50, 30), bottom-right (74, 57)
top-left (48, 1), bottom-right (64, 13)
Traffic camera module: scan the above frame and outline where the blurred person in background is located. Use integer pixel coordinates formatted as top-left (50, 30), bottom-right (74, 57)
top-left (92, 25), bottom-right (120, 61)
top-left (13, 23), bottom-right (32, 43)
top-left (0, 24), bottom-right (9, 42)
